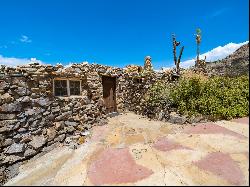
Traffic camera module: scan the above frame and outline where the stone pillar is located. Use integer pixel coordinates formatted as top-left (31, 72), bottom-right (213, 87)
top-left (144, 56), bottom-right (153, 71)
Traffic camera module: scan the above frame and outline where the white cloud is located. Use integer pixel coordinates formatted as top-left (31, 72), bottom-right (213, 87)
top-left (0, 55), bottom-right (43, 67)
top-left (64, 61), bottom-right (89, 68)
top-left (209, 8), bottom-right (228, 19)
top-left (20, 35), bottom-right (32, 43)
top-left (64, 63), bottom-right (74, 68)
top-left (180, 59), bottom-right (196, 68)
top-left (181, 41), bottom-right (249, 68)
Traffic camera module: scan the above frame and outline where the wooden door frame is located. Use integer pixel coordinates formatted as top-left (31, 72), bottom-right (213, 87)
top-left (102, 75), bottom-right (117, 113)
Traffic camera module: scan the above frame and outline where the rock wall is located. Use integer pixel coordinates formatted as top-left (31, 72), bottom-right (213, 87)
top-left (0, 63), bottom-right (121, 184)
top-left (0, 62), bottom-right (173, 184)
top-left (121, 71), bottom-right (174, 117)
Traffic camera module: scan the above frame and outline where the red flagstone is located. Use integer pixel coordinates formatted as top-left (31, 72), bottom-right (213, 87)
top-left (231, 117), bottom-right (249, 125)
top-left (153, 137), bottom-right (191, 152)
top-left (183, 122), bottom-right (247, 139)
top-left (87, 148), bottom-right (153, 185)
top-left (194, 152), bottom-right (245, 185)
top-left (243, 152), bottom-right (249, 160)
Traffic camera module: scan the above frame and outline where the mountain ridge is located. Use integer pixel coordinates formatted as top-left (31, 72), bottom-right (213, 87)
top-left (206, 42), bottom-right (249, 76)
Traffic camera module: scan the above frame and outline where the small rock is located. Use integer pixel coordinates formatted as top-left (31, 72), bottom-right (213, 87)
top-left (54, 134), bottom-right (66, 142)
top-left (2, 155), bottom-right (24, 165)
top-left (54, 121), bottom-right (64, 130)
top-left (78, 136), bottom-right (85, 144)
top-left (0, 81), bottom-right (10, 90)
top-left (81, 131), bottom-right (90, 136)
top-left (5, 162), bottom-right (21, 180)
top-left (64, 137), bottom-right (72, 144)
top-left (15, 87), bottom-right (30, 96)
top-left (18, 128), bottom-right (27, 133)
top-left (24, 148), bottom-right (37, 157)
top-left (46, 128), bottom-right (57, 141)
top-left (0, 139), bottom-right (13, 148)
top-left (0, 93), bottom-right (13, 104)
top-left (29, 135), bottom-right (47, 149)
top-left (33, 97), bottom-right (51, 106)
top-left (55, 111), bottom-right (72, 121)
top-left (5, 143), bottom-right (25, 154)
top-left (0, 114), bottom-right (16, 120)
top-left (47, 114), bottom-right (55, 121)
top-left (68, 142), bottom-right (78, 150)
top-left (20, 134), bottom-right (32, 143)
top-left (0, 126), bottom-right (7, 133)
top-left (42, 142), bottom-right (61, 153)
top-left (187, 114), bottom-right (206, 123)
top-left (43, 111), bottom-right (50, 116)
top-left (65, 126), bottom-right (75, 133)
top-left (16, 96), bottom-right (30, 103)
top-left (64, 121), bottom-right (78, 126)
top-left (0, 101), bottom-right (21, 112)
top-left (168, 112), bottom-right (187, 124)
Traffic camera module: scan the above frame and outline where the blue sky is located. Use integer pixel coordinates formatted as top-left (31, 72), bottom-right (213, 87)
top-left (0, 0), bottom-right (249, 69)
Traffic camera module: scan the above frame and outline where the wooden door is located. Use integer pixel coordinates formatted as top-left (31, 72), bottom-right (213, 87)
top-left (102, 76), bottom-right (117, 113)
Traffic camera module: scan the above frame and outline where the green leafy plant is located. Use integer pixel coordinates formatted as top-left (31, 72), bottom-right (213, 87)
top-left (170, 75), bottom-right (249, 120)
top-left (144, 81), bottom-right (172, 107)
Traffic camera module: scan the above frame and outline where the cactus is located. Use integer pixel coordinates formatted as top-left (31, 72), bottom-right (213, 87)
top-left (172, 34), bottom-right (184, 74)
top-left (195, 28), bottom-right (202, 67)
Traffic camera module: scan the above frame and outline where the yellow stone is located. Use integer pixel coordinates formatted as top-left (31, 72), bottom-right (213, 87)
top-left (106, 128), bottom-right (122, 146)
top-left (78, 137), bottom-right (85, 144)
top-left (125, 134), bottom-right (145, 145)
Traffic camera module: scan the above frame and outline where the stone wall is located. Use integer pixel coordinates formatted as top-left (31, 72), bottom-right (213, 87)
top-left (0, 61), bottom-right (173, 184)
top-left (121, 70), bottom-right (174, 118)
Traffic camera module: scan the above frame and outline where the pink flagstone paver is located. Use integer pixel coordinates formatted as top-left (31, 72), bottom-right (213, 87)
top-left (87, 148), bottom-right (153, 185)
top-left (3, 113), bottom-right (249, 186)
top-left (243, 152), bottom-right (249, 160)
top-left (153, 137), bottom-right (192, 152)
top-left (231, 117), bottom-right (249, 125)
top-left (183, 122), bottom-right (247, 139)
top-left (194, 152), bottom-right (245, 185)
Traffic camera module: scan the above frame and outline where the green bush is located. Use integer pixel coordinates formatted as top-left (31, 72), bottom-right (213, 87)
top-left (144, 81), bottom-right (172, 108)
top-left (170, 75), bottom-right (249, 120)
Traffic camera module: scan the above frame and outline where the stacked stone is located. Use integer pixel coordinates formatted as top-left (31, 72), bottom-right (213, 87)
top-left (0, 61), bottom-right (175, 184)
top-left (0, 63), bottom-right (116, 184)
top-left (144, 56), bottom-right (153, 71)
top-left (121, 69), bottom-right (174, 119)
top-left (124, 65), bottom-right (143, 74)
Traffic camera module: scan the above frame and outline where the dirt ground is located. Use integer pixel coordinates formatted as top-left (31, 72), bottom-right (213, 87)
top-left (4, 112), bottom-right (249, 186)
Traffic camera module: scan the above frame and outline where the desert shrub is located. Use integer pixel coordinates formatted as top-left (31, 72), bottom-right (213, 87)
top-left (143, 81), bottom-right (175, 120)
top-left (170, 75), bottom-right (249, 120)
top-left (144, 81), bottom-right (172, 108)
